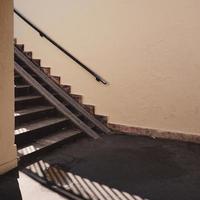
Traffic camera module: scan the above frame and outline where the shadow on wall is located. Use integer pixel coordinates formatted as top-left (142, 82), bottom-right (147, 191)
top-left (21, 157), bottom-right (149, 200)
top-left (0, 170), bottom-right (22, 200)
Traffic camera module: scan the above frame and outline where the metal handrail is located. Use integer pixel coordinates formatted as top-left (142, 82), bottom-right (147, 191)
top-left (14, 8), bottom-right (108, 84)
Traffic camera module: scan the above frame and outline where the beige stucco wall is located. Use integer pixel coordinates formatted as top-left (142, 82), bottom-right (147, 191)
top-left (0, 0), bottom-right (17, 174)
top-left (14, 0), bottom-right (200, 135)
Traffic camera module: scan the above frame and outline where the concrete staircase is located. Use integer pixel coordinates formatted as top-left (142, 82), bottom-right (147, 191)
top-left (14, 42), bottom-right (110, 167)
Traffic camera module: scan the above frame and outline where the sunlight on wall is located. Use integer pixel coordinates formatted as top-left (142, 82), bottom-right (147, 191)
top-left (14, 0), bottom-right (200, 135)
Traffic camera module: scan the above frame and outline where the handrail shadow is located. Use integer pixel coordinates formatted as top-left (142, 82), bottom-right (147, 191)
top-left (21, 159), bottom-right (149, 200)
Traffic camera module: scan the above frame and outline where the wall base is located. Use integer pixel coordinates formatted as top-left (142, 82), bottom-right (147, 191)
top-left (108, 123), bottom-right (200, 144)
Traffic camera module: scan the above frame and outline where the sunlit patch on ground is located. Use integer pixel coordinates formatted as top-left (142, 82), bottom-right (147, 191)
top-left (24, 159), bottom-right (148, 200)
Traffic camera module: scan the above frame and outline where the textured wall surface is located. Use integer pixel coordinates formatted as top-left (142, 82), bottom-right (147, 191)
top-left (14, 0), bottom-right (200, 135)
top-left (0, 0), bottom-right (17, 174)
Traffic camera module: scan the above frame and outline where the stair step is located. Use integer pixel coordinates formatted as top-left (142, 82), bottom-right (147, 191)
top-left (14, 74), bottom-right (28, 85)
top-left (15, 105), bottom-right (59, 127)
top-left (32, 59), bottom-right (41, 66)
top-left (15, 94), bottom-right (47, 111)
top-left (15, 117), bottom-right (67, 136)
top-left (15, 84), bottom-right (37, 97)
top-left (16, 44), bottom-right (24, 51)
top-left (15, 82), bottom-right (47, 89)
top-left (24, 51), bottom-right (32, 59)
top-left (15, 92), bottom-right (64, 111)
top-left (15, 105), bottom-right (55, 117)
top-left (18, 128), bottom-right (82, 157)
top-left (15, 95), bottom-right (43, 103)
top-left (15, 74), bottom-right (21, 78)
top-left (15, 84), bottom-right (31, 89)
top-left (15, 74), bottom-right (37, 81)
top-left (15, 73), bottom-right (37, 78)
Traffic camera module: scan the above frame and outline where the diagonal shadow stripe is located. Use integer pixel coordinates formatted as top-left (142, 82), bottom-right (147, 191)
top-left (21, 159), bottom-right (149, 200)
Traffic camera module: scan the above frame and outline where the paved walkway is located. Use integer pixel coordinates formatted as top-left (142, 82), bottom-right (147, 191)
top-left (23, 160), bottom-right (147, 200)
top-left (1, 133), bottom-right (200, 200)
top-left (41, 134), bottom-right (200, 200)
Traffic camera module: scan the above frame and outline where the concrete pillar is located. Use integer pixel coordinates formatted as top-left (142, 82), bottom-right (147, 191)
top-left (0, 0), bottom-right (17, 174)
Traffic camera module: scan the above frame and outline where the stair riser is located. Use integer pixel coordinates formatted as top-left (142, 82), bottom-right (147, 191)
top-left (15, 86), bottom-right (37, 97)
top-left (83, 105), bottom-right (95, 115)
top-left (15, 120), bottom-right (71, 146)
top-left (15, 83), bottom-right (55, 96)
top-left (15, 76), bottom-right (28, 85)
top-left (18, 133), bottom-right (83, 168)
top-left (96, 115), bottom-right (108, 125)
top-left (15, 109), bottom-right (58, 126)
top-left (41, 67), bottom-right (51, 75)
top-left (51, 76), bottom-right (60, 84)
top-left (24, 51), bottom-right (32, 59)
top-left (71, 94), bottom-right (82, 104)
top-left (16, 69), bottom-right (43, 82)
top-left (15, 74), bottom-right (40, 84)
top-left (20, 66), bottom-right (40, 76)
top-left (62, 85), bottom-right (71, 93)
top-left (32, 59), bottom-right (41, 66)
top-left (15, 98), bottom-right (47, 110)
top-left (16, 44), bottom-right (24, 51)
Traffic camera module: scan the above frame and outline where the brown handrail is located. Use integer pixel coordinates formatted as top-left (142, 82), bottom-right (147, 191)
top-left (14, 8), bottom-right (108, 84)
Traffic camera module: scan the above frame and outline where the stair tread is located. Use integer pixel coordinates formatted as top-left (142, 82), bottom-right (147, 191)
top-left (15, 74), bottom-right (37, 80)
top-left (14, 74), bottom-right (21, 78)
top-left (15, 105), bottom-right (55, 117)
top-left (15, 84), bottom-right (31, 89)
top-left (18, 128), bottom-right (81, 156)
top-left (15, 95), bottom-right (42, 102)
top-left (15, 116), bottom-right (67, 135)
